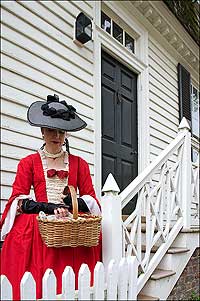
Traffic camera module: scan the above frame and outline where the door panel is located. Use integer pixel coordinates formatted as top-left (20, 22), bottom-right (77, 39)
top-left (102, 51), bottom-right (138, 213)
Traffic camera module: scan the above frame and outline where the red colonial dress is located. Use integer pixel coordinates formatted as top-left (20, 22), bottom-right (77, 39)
top-left (0, 151), bottom-right (101, 300)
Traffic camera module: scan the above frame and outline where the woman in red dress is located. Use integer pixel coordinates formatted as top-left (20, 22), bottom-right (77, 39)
top-left (0, 94), bottom-right (101, 300)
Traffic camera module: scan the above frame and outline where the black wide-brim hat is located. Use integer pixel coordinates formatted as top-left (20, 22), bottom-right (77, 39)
top-left (27, 94), bottom-right (87, 132)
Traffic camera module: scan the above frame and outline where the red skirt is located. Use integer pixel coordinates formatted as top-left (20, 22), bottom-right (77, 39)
top-left (0, 214), bottom-right (101, 300)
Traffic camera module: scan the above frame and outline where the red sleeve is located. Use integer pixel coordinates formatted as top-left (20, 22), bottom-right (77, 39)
top-left (77, 157), bottom-right (101, 209)
top-left (0, 156), bottom-right (33, 227)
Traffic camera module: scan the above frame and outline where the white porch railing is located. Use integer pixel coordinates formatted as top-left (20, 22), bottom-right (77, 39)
top-left (1, 256), bottom-right (138, 300)
top-left (101, 118), bottom-right (199, 294)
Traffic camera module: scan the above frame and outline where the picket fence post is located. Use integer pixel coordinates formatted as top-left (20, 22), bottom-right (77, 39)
top-left (42, 269), bottom-right (56, 300)
top-left (93, 261), bottom-right (105, 300)
top-left (178, 117), bottom-right (192, 228)
top-left (62, 266), bottom-right (75, 299)
top-left (1, 275), bottom-right (12, 300)
top-left (20, 272), bottom-right (36, 300)
top-left (78, 264), bottom-right (90, 300)
top-left (101, 173), bottom-right (122, 272)
top-left (127, 256), bottom-right (138, 300)
top-left (106, 259), bottom-right (118, 300)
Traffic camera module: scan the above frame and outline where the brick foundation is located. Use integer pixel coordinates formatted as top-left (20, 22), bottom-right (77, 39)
top-left (167, 248), bottom-right (200, 300)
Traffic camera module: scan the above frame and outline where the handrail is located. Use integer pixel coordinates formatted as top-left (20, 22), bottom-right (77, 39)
top-left (120, 131), bottom-right (186, 208)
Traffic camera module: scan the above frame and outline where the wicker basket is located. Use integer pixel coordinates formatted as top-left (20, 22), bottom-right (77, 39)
top-left (37, 185), bottom-right (102, 248)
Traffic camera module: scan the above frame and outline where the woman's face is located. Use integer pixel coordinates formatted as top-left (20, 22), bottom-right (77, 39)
top-left (41, 128), bottom-right (66, 152)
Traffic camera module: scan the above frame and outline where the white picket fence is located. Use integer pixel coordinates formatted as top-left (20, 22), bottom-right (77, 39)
top-left (1, 256), bottom-right (138, 300)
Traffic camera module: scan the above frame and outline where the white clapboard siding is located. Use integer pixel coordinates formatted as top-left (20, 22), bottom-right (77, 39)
top-left (58, 0), bottom-right (94, 18)
top-left (2, 55), bottom-right (93, 103)
top-left (150, 119), bottom-right (177, 140)
top-left (1, 157), bottom-right (20, 174)
top-left (1, 25), bottom-right (93, 81)
top-left (1, 39), bottom-right (94, 96)
top-left (149, 35), bottom-right (179, 161)
top-left (1, 2), bottom-right (93, 61)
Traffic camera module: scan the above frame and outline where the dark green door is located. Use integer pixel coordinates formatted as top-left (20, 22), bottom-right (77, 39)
top-left (101, 51), bottom-right (138, 213)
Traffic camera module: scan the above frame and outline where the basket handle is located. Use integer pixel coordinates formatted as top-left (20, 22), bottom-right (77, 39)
top-left (68, 185), bottom-right (78, 220)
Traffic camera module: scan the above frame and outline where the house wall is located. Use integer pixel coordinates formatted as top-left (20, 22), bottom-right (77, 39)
top-left (148, 36), bottom-right (179, 163)
top-left (1, 0), bottom-right (95, 213)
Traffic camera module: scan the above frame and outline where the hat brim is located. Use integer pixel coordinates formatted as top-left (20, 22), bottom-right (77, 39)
top-left (27, 101), bottom-right (87, 132)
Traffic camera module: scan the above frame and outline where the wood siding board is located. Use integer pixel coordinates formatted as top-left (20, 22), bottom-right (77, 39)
top-left (1, 171), bottom-right (16, 187)
top-left (1, 36), bottom-right (93, 87)
top-left (150, 102), bottom-right (179, 124)
top-left (1, 157), bottom-right (20, 173)
top-left (1, 68), bottom-right (94, 113)
top-left (19, 0), bottom-right (73, 39)
top-left (149, 40), bottom-right (177, 74)
top-left (149, 95), bottom-right (179, 118)
top-left (149, 86), bottom-right (178, 110)
top-left (149, 77), bottom-right (178, 104)
top-left (2, 53), bottom-right (93, 99)
top-left (2, 99), bottom-right (29, 121)
top-left (150, 127), bottom-right (174, 145)
top-left (1, 7), bottom-right (93, 68)
top-left (36, 0), bottom-right (74, 28)
top-left (1, 144), bottom-right (36, 161)
top-left (149, 56), bottom-right (178, 88)
top-left (149, 67), bottom-right (178, 96)
top-left (149, 38), bottom-right (177, 69)
top-left (70, 0), bottom-right (93, 18)
top-left (1, 1), bottom-right (94, 58)
top-left (149, 48), bottom-right (177, 82)
top-left (150, 119), bottom-right (177, 139)
top-left (1, 23), bottom-right (93, 77)
top-left (150, 112), bottom-right (178, 133)
top-left (2, 128), bottom-right (43, 150)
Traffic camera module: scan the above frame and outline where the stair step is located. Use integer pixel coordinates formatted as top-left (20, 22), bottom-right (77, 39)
top-left (167, 247), bottom-right (190, 254)
top-left (137, 294), bottom-right (159, 300)
top-left (150, 269), bottom-right (176, 280)
top-left (122, 215), bottom-right (146, 223)
top-left (141, 245), bottom-right (190, 254)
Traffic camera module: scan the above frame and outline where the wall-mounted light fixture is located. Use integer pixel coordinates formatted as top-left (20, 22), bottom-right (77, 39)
top-left (74, 12), bottom-right (92, 46)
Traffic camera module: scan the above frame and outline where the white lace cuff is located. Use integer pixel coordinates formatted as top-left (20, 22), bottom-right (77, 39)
top-left (1, 195), bottom-right (32, 240)
top-left (81, 195), bottom-right (101, 216)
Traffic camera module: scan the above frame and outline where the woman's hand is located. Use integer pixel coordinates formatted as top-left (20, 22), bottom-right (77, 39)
top-left (54, 207), bottom-right (68, 218)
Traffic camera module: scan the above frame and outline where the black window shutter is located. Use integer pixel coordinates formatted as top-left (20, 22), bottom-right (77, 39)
top-left (177, 63), bottom-right (191, 124)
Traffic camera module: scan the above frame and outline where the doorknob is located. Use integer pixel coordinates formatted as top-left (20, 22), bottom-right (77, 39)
top-left (116, 89), bottom-right (122, 104)
top-left (130, 150), bottom-right (138, 155)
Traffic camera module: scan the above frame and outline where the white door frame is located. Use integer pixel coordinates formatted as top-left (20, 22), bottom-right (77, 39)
top-left (93, 1), bottom-right (150, 198)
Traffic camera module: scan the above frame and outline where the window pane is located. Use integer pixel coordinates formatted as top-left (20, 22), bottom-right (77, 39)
top-left (101, 12), bottom-right (111, 34)
top-left (113, 22), bottom-right (123, 44)
top-left (191, 86), bottom-right (199, 138)
top-left (125, 32), bottom-right (135, 53)
top-left (192, 148), bottom-right (199, 163)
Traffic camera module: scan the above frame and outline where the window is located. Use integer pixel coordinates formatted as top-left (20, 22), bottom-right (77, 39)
top-left (101, 11), bottom-right (111, 34)
top-left (101, 11), bottom-right (135, 54)
top-left (191, 85), bottom-right (199, 139)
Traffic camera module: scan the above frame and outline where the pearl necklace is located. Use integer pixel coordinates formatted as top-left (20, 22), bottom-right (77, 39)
top-left (43, 148), bottom-right (64, 159)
